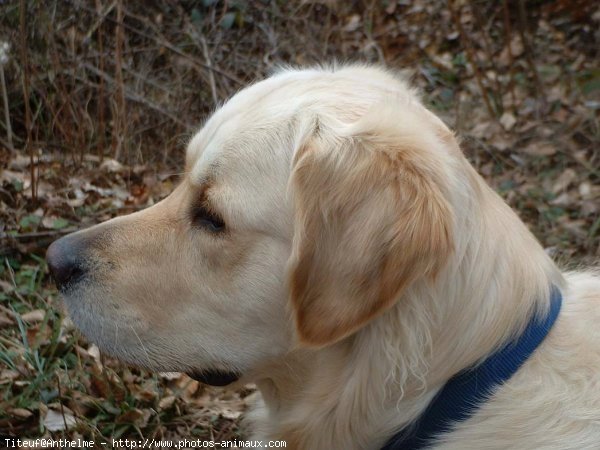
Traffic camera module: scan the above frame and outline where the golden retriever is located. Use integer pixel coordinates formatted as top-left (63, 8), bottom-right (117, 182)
top-left (47, 65), bottom-right (600, 449)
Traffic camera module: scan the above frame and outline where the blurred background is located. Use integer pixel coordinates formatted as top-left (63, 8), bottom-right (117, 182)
top-left (0, 0), bottom-right (598, 443)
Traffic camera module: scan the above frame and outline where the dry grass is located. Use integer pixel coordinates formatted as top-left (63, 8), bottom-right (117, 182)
top-left (0, 0), bottom-right (598, 444)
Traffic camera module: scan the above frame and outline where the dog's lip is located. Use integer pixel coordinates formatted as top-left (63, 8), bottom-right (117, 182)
top-left (186, 369), bottom-right (241, 387)
top-left (57, 268), bottom-right (87, 293)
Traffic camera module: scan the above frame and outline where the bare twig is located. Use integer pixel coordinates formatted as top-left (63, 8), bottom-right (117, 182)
top-left (502, 0), bottom-right (517, 110)
top-left (200, 35), bottom-right (219, 107)
top-left (472, 3), bottom-right (503, 114)
top-left (72, 0), bottom-right (244, 86)
top-left (184, 14), bottom-right (221, 108)
top-left (449, 1), bottom-right (497, 120)
top-left (56, 374), bottom-right (71, 432)
top-left (516, 0), bottom-right (546, 113)
top-left (94, 1), bottom-right (246, 86)
top-left (84, 0), bottom-right (117, 42)
top-left (0, 63), bottom-right (12, 152)
top-left (48, 17), bottom-right (82, 164)
top-left (30, 83), bottom-right (73, 148)
top-left (1, 228), bottom-right (78, 240)
top-left (112, 0), bottom-right (126, 160)
top-left (95, 0), bottom-right (108, 163)
top-left (78, 62), bottom-right (194, 129)
top-left (19, 0), bottom-right (36, 202)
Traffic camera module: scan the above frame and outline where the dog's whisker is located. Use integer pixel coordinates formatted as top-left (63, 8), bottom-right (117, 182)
top-left (129, 325), bottom-right (153, 369)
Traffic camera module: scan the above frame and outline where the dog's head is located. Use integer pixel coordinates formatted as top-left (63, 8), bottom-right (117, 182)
top-left (46, 66), bottom-right (456, 385)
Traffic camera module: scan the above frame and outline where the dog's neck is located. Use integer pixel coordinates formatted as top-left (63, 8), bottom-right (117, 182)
top-left (249, 165), bottom-right (563, 449)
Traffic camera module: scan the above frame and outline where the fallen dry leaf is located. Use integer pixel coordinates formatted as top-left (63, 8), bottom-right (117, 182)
top-left (552, 169), bottom-right (577, 194)
top-left (500, 112), bottom-right (517, 131)
top-left (0, 312), bottom-right (13, 328)
top-left (20, 309), bottom-right (45, 323)
top-left (44, 408), bottom-right (77, 432)
top-left (9, 408), bottom-right (33, 418)
top-left (100, 158), bottom-right (125, 173)
top-left (116, 408), bottom-right (144, 424)
top-left (0, 369), bottom-right (20, 382)
top-left (158, 395), bottom-right (176, 409)
top-left (87, 343), bottom-right (101, 365)
top-left (159, 372), bottom-right (182, 380)
top-left (498, 35), bottom-right (524, 66)
top-left (220, 408), bottom-right (242, 420)
top-left (523, 142), bottom-right (557, 156)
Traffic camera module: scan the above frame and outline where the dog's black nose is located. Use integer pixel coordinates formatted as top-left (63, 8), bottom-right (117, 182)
top-left (46, 235), bottom-right (87, 290)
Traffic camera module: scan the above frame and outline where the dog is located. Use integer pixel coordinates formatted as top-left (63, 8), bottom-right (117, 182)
top-left (47, 65), bottom-right (600, 449)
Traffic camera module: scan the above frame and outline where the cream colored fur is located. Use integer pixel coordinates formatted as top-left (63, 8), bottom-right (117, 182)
top-left (57, 65), bottom-right (600, 449)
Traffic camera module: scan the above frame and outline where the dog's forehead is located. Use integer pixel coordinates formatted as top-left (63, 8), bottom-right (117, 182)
top-left (186, 71), bottom-right (356, 156)
top-left (182, 74), bottom-right (315, 234)
top-left (181, 67), bottom-right (420, 229)
top-left (185, 76), bottom-right (307, 184)
top-left (184, 67), bottom-right (415, 178)
top-left (185, 115), bottom-right (292, 194)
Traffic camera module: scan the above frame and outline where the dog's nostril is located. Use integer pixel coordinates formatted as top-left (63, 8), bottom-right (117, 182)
top-left (46, 237), bottom-right (88, 290)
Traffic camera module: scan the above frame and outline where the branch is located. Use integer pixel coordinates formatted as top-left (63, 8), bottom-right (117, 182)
top-left (78, 62), bottom-right (194, 130)
top-left (449, 1), bottom-right (497, 120)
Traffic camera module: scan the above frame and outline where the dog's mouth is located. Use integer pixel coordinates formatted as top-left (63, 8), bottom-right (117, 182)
top-left (186, 369), bottom-right (240, 387)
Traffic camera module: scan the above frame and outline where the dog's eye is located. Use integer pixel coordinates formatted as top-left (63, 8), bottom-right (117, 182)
top-left (192, 206), bottom-right (225, 233)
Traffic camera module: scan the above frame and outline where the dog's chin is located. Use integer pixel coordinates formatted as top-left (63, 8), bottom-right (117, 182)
top-left (60, 289), bottom-right (242, 388)
top-left (186, 369), bottom-right (241, 387)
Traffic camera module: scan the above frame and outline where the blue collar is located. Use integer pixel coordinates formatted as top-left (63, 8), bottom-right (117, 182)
top-left (382, 287), bottom-right (562, 450)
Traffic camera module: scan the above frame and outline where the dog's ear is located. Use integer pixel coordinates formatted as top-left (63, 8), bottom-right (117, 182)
top-left (288, 115), bottom-right (454, 346)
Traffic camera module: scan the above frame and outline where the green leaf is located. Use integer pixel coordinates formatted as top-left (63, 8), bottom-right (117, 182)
top-left (19, 214), bottom-right (41, 230)
top-left (191, 8), bottom-right (203, 25)
top-left (11, 179), bottom-right (23, 192)
top-left (581, 77), bottom-right (600, 96)
top-left (51, 218), bottom-right (69, 229)
top-left (40, 388), bottom-right (59, 403)
top-left (498, 180), bottom-right (516, 193)
top-left (544, 206), bottom-right (566, 221)
top-left (220, 12), bottom-right (236, 29)
top-left (452, 52), bottom-right (466, 67)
